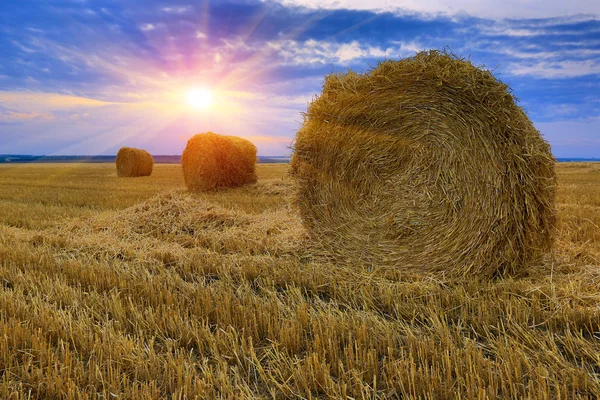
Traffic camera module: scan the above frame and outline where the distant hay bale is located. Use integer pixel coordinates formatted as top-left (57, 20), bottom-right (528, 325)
top-left (116, 147), bottom-right (154, 177)
top-left (181, 132), bottom-right (257, 191)
top-left (290, 50), bottom-right (556, 277)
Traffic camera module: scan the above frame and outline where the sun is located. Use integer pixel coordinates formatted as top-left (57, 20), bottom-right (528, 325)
top-left (186, 88), bottom-right (213, 109)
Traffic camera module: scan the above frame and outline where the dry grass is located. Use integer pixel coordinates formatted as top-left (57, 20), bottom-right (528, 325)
top-left (291, 51), bottom-right (555, 278)
top-left (0, 162), bottom-right (599, 399)
top-left (182, 132), bottom-right (257, 191)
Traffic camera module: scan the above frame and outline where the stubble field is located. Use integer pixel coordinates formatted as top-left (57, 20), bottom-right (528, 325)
top-left (0, 162), bottom-right (599, 399)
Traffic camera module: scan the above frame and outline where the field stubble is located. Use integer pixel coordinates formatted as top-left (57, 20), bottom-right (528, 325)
top-left (0, 162), bottom-right (599, 399)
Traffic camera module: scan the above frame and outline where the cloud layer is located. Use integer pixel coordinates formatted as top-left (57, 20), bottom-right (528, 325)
top-left (0, 0), bottom-right (598, 156)
top-left (272, 0), bottom-right (600, 19)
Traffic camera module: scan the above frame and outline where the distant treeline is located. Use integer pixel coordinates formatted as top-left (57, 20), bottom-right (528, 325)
top-left (0, 155), bottom-right (291, 164)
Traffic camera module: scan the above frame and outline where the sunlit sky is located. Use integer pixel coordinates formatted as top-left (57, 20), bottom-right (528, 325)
top-left (0, 0), bottom-right (599, 157)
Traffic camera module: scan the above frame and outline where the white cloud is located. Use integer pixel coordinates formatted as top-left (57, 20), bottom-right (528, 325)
top-left (390, 41), bottom-right (421, 54)
top-left (161, 6), bottom-right (192, 14)
top-left (508, 60), bottom-right (600, 78)
top-left (543, 104), bottom-right (579, 117)
top-left (271, 0), bottom-right (600, 19)
top-left (335, 42), bottom-right (365, 62)
top-left (473, 22), bottom-right (600, 38)
top-left (275, 39), bottom-right (420, 65)
top-left (487, 47), bottom-right (600, 61)
top-left (477, 26), bottom-right (547, 37)
top-left (140, 23), bottom-right (155, 32)
top-left (196, 31), bottom-right (207, 39)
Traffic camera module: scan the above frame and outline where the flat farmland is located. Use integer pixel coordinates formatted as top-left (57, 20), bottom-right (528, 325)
top-left (0, 162), bottom-right (599, 399)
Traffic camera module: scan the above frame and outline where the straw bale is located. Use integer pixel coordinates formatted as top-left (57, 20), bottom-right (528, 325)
top-left (116, 147), bottom-right (154, 177)
top-left (182, 132), bottom-right (257, 191)
top-left (290, 50), bottom-right (556, 277)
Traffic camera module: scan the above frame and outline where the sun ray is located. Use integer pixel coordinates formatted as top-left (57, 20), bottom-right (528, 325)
top-left (215, 12), bottom-right (329, 91)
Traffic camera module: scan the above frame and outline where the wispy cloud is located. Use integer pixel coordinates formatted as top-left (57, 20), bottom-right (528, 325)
top-left (454, 17), bottom-right (600, 81)
top-left (508, 60), bottom-right (600, 78)
top-left (140, 23), bottom-right (156, 32)
top-left (0, 92), bottom-right (114, 113)
top-left (271, 39), bottom-right (421, 65)
top-left (11, 40), bottom-right (36, 53)
top-left (492, 48), bottom-right (600, 60)
top-left (543, 103), bottom-right (579, 117)
top-left (0, 111), bottom-right (54, 122)
top-left (272, 0), bottom-right (600, 19)
top-left (161, 6), bottom-right (192, 14)
top-left (475, 24), bottom-right (600, 38)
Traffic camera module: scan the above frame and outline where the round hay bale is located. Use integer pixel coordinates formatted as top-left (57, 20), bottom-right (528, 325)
top-left (290, 50), bottom-right (556, 277)
top-left (116, 147), bottom-right (154, 177)
top-left (181, 132), bottom-right (257, 191)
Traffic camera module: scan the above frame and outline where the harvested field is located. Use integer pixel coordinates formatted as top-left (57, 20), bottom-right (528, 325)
top-left (0, 162), bottom-right (599, 399)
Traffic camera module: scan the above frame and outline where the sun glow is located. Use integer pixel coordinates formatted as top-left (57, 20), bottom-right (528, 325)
top-left (186, 88), bottom-right (213, 109)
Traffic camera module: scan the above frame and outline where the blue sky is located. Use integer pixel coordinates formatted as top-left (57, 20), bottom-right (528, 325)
top-left (0, 0), bottom-right (598, 157)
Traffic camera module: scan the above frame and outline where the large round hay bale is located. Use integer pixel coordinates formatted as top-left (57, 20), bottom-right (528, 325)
top-left (181, 132), bottom-right (257, 191)
top-left (290, 50), bottom-right (556, 277)
top-left (116, 147), bottom-right (154, 177)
